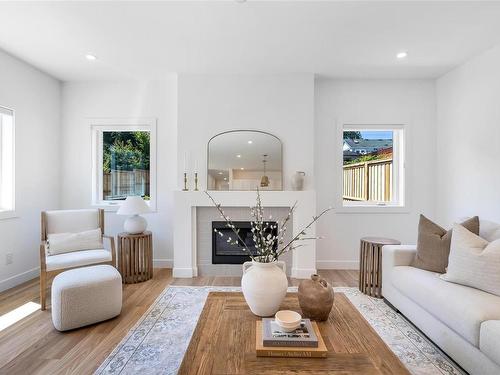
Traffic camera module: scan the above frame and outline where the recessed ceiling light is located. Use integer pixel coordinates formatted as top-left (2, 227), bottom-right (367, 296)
top-left (85, 54), bottom-right (97, 61)
top-left (236, 154), bottom-right (242, 158)
top-left (247, 140), bottom-right (253, 144)
top-left (218, 171), bottom-right (223, 175)
top-left (240, 167), bottom-right (244, 170)
top-left (396, 51), bottom-right (408, 59)
top-left (224, 177), bottom-right (227, 181)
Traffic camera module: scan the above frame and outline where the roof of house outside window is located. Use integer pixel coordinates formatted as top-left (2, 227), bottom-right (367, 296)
top-left (343, 138), bottom-right (393, 151)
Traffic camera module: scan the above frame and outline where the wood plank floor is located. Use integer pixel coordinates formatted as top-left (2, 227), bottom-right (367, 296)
top-left (0, 269), bottom-right (358, 375)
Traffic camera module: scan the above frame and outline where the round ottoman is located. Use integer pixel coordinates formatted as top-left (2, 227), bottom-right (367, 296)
top-left (51, 264), bottom-right (122, 331)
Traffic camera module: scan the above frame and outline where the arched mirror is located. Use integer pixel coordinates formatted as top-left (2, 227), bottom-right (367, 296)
top-left (207, 130), bottom-right (283, 191)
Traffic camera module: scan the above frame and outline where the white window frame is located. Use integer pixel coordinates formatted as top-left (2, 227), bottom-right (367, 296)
top-left (0, 106), bottom-right (15, 220)
top-left (334, 122), bottom-right (408, 214)
top-left (90, 118), bottom-right (157, 211)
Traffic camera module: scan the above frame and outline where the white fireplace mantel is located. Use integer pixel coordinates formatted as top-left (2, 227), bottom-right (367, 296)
top-left (173, 190), bottom-right (317, 279)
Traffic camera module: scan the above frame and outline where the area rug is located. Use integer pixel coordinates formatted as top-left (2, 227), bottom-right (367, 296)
top-left (95, 286), bottom-right (465, 375)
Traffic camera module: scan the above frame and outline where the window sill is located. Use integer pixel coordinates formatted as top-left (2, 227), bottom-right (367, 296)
top-left (92, 201), bottom-right (157, 213)
top-left (334, 205), bottom-right (409, 214)
top-left (0, 210), bottom-right (18, 220)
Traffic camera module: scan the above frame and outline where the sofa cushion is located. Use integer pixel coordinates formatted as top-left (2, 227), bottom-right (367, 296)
top-left (391, 266), bottom-right (500, 347)
top-left (46, 249), bottom-right (111, 271)
top-left (441, 224), bottom-right (500, 297)
top-left (480, 220), bottom-right (500, 242)
top-left (480, 321), bottom-right (500, 367)
top-left (411, 215), bottom-right (479, 273)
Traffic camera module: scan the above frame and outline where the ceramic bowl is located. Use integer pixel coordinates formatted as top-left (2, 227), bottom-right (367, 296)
top-left (275, 310), bottom-right (302, 332)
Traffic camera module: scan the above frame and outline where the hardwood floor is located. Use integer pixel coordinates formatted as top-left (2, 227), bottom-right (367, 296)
top-left (0, 269), bottom-right (358, 375)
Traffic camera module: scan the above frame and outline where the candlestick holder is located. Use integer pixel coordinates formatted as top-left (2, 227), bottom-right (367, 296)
top-left (194, 172), bottom-right (199, 191)
top-left (183, 172), bottom-right (189, 191)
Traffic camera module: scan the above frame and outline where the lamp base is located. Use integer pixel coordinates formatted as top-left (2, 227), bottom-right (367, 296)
top-left (124, 215), bottom-right (147, 234)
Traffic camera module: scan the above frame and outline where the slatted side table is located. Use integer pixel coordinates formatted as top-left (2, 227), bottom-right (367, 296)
top-left (118, 231), bottom-right (153, 284)
top-left (359, 237), bottom-right (400, 298)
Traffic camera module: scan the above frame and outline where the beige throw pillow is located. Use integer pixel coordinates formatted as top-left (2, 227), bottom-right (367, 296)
top-left (411, 215), bottom-right (479, 273)
top-left (47, 228), bottom-right (103, 255)
top-left (441, 224), bottom-right (500, 297)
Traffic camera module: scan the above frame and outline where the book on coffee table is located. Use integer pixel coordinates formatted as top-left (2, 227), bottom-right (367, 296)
top-left (256, 321), bottom-right (328, 358)
top-left (262, 318), bottom-right (318, 347)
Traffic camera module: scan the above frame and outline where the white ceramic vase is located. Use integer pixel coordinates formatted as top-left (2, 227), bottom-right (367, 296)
top-left (291, 171), bottom-right (305, 191)
top-left (241, 260), bottom-right (288, 317)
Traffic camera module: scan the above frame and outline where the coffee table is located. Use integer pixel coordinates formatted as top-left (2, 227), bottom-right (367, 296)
top-left (178, 292), bottom-right (409, 374)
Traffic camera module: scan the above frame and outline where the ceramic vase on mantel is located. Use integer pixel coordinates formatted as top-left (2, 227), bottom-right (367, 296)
top-left (291, 171), bottom-right (305, 191)
top-left (298, 274), bottom-right (334, 321)
top-left (241, 260), bottom-right (288, 317)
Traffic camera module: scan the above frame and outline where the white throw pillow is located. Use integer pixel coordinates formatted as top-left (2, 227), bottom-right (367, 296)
top-left (441, 224), bottom-right (500, 296)
top-left (480, 220), bottom-right (500, 242)
top-left (47, 228), bottom-right (103, 255)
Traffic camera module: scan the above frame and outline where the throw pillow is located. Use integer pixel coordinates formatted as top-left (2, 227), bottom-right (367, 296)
top-left (411, 215), bottom-right (479, 273)
top-left (441, 224), bottom-right (500, 297)
top-left (47, 228), bottom-right (103, 255)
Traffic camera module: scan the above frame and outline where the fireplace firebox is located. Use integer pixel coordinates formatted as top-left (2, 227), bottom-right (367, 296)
top-left (212, 221), bottom-right (278, 264)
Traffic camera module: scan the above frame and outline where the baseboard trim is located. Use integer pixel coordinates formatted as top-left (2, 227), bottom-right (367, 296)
top-left (173, 267), bottom-right (198, 278)
top-left (316, 260), bottom-right (359, 270)
top-left (0, 266), bottom-right (40, 293)
top-left (153, 259), bottom-right (173, 268)
top-left (291, 267), bottom-right (317, 279)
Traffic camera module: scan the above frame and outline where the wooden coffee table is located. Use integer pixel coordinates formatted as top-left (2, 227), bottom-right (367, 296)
top-left (179, 292), bottom-right (409, 374)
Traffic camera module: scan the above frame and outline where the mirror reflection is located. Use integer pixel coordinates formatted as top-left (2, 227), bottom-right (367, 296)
top-left (207, 131), bottom-right (283, 191)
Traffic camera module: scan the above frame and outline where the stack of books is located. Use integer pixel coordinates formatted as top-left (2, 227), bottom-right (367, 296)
top-left (255, 318), bottom-right (328, 358)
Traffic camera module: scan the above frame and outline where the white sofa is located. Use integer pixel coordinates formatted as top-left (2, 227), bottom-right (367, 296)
top-left (382, 220), bottom-right (500, 375)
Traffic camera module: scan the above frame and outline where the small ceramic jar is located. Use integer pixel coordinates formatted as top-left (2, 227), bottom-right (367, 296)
top-left (298, 274), bottom-right (334, 321)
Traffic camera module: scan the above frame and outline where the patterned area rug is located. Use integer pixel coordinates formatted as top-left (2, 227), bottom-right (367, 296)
top-left (95, 286), bottom-right (465, 375)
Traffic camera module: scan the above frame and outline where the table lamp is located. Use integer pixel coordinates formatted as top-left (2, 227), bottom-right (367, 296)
top-left (117, 196), bottom-right (151, 234)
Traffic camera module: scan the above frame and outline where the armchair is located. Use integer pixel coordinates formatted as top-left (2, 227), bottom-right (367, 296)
top-left (39, 208), bottom-right (116, 310)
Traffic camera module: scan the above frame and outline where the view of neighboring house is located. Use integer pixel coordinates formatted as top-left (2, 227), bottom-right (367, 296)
top-left (343, 138), bottom-right (393, 155)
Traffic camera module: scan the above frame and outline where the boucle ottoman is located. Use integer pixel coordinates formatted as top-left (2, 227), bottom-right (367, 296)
top-left (51, 264), bottom-right (122, 331)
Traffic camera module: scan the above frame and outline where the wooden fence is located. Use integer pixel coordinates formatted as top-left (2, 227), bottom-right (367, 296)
top-left (343, 159), bottom-right (392, 202)
top-left (103, 169), bottom-right (149, 200)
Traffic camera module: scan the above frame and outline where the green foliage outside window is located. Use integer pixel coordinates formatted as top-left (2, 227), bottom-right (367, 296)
top-left (103, 131), bottom-right (150, 173)
top-left (344, 154), bottom-right (389, 165)
top-left (343, 131), bottom-right (361, 139)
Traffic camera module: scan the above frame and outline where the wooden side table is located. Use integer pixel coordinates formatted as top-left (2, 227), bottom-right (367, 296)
top-left (118, 231), bottom-right (153, 284)
top-left (359, 237), bottom-right (400, 298)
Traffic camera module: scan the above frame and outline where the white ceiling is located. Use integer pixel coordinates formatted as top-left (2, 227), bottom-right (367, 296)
top-left (1, 1), bottom-right (500, 81)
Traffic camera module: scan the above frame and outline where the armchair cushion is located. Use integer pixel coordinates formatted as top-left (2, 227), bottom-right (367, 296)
top-left (45, 209), bottom-right (101, 235)
top-left (46, 249), bottom-right (112, 271)
top-left (47, 228), bottom-right (103, 255)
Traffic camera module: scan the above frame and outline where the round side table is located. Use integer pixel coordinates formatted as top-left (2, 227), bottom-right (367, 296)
top-left (118, 231), bottom-right (153, 284)
top-left (359, 237), bottom-right (400, 298)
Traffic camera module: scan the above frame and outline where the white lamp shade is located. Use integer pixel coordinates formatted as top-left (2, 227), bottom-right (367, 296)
top-left (116, 196), bottom-right (151, 215)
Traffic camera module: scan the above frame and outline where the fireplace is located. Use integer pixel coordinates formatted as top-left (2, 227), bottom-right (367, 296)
top-left (212, 221), bottom-right (278, 264)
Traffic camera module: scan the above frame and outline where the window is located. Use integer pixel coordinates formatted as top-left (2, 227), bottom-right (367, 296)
top-left (341, 125), bottom-right (405, 208)
top-left (91, 119), bottom-right (156, 209)
top-left (0, 106), bottom-right (15, 218)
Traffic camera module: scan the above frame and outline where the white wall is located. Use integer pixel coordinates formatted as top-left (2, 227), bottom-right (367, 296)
top-left (0, 50), bottom-right (61, 291)
top-left (177, 74), bottom-right (315, 191)
top-left (436, 45), bottom-right (500, 225)
top-left (314, 79), bottom-right (436, 268)
top-left (60, 79), bottom-right (177, 266)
